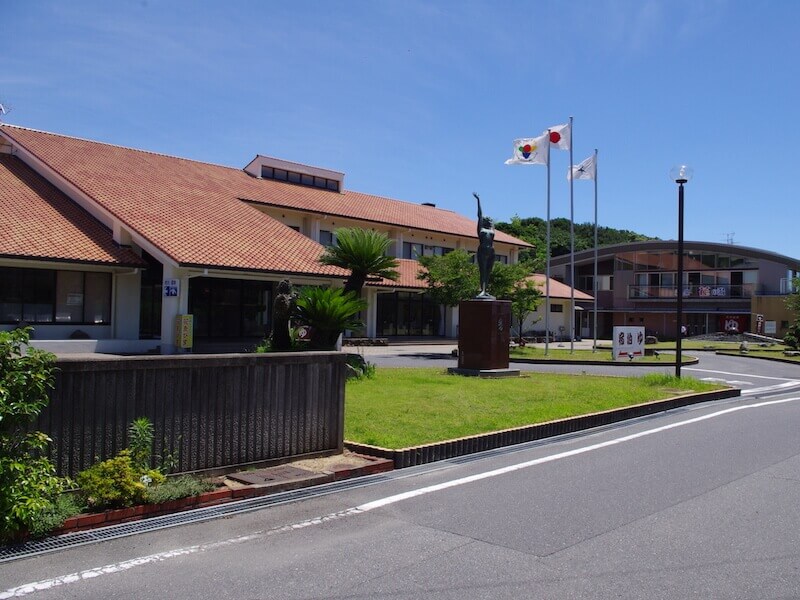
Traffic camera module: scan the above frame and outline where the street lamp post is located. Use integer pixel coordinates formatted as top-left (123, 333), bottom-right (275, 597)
top-left (670, 165), bottom-right (693, 378)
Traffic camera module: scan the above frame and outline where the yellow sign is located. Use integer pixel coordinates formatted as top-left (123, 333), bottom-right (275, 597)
top-left (175, 314), bottom-right (193, 349)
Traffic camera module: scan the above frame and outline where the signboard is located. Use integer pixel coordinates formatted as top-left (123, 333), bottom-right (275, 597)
top-left (163, 279), bottom-right (180, 297)
top-left (612, 326), bottom-right (645, 361)
top-left (718, 314), bottom-right (748, 334)
top-left (765, 320), bottom-right (777, 335)
top-left (756, 313), bottom-right (764, 335)
top-left (175, 314), bottom-right (193, 349)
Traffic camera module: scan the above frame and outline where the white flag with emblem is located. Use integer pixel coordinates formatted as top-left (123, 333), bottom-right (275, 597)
top-left (568, 155), bottom-right (596, 180)
top-left (505, 133), bottom-right (549, 165)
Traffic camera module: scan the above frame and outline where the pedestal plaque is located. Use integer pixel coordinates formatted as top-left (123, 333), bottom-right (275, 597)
top-left (449, 299), bottom-right (519, 377)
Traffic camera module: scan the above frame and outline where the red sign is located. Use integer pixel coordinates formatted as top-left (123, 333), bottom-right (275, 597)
top-left (718, 315), bottom-right (748, 334)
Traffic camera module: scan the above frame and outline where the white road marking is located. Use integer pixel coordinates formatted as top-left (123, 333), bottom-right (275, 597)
top-left (683, 367), bottom-right (794, 381)
top-left (700, 377), bottom-right (752, 386)
top-left (742, 381), bottom-right (800, 396)
top-left (4, 396), bottom-right (800, 599)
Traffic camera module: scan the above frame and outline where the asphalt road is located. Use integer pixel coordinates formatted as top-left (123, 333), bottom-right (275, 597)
top-left (3, 352), bottom-right (800, 599)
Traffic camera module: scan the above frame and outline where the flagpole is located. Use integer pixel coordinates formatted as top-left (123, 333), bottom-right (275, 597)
top-left (568, 116), bottom-right (575, 353)
top-left (592, 148), bottom-right (599, 352)
top-left (545, 130), bottom-right (551, 356)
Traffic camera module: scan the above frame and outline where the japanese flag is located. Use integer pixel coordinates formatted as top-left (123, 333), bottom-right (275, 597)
top-left (545, 123), bottom-right (570, 151)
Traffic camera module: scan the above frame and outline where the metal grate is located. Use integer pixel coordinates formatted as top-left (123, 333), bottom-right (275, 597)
top-left (0, 473), bottom-right (391, 563)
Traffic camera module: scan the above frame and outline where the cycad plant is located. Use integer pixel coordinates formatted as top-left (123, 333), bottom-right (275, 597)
top-left (319, 228), bottom-right (400, 296)
top-left (295, 287), bottom-right (368, 350)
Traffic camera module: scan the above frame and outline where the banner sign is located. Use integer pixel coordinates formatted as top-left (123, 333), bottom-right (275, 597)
top-left (612, 326), bottom-right (645, 360)
top-left (175, 314), bottom-right (193, 349)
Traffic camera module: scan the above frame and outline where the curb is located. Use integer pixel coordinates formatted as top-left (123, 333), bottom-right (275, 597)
top-left (509, 356), bottom-right (700, 367)
top-left (715, 351), bottom-right (800, 366)
top-left (345, 388), bottom-right (741, 469)
top-left (52, 454), bottom-right (393, 535)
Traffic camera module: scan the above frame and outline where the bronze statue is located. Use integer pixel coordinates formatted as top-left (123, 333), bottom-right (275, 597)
top-left (271, 279), bottom-right (296, 351)
top-left (474, 192), bottom-right (495, 298)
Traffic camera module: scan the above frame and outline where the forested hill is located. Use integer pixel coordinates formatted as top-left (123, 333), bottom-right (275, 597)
top-left (496, 216), bottom-right (657, 261)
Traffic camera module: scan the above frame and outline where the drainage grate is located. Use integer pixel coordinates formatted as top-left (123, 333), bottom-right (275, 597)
top-left (0, 474), bottom-right (392, 563)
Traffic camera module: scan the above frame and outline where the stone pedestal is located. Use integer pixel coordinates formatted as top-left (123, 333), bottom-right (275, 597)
top-left (449, 299), bottom-right (519, 377)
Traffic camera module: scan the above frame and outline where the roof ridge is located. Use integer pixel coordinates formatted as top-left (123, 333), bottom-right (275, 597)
top-left (0, 122), bottom-right (245, 174)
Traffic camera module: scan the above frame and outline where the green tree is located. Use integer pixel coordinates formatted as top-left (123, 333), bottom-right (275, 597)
top-left (294, 286), bottom-right (368, 350)
top-left (495, 215), bottom-right (656, 259)
top-left (0, 327), bottom-right (63, 542)
top-left (418, 251), bottom-right (534, 305)
top-left (319, 228), bottom-right (400, 296)
top-left (784, 277), bottom-right (800, 349)
top-left (417, 250), bottom-right (479, 307)
top-left (508, 278), bottom-right (544, 344)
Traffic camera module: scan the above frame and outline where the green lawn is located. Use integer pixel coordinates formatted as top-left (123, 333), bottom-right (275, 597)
top-left (345, 368), bottom-right (721, 449)
top-left (510, 347), bottom-right (691, 363)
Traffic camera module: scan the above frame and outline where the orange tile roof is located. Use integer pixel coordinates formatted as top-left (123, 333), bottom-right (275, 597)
top-left (0, 155), bottom-right (144, 267)
top-left (525, 273), bottom-right (593, 301)
top-left (240, 181), bottom-right (531, 247)
top-left (0, 125), bottom-right (347, 277)
top-left (0, 124), bottom-right (530, 276)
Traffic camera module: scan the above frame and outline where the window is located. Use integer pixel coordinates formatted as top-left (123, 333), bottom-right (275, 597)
top-left (261, 165), bottom-right (340, 192)
top-left (496, 255), bottom-right (508, 264)
top-left (0, 267), bottom-right (111, 325)
top-left (84, 273), bottom-right (111, 324)
top-left (320, 230), bottom-right (336, 247)
top-left (403, 242), bottom-right (423, 259)
top-left (55, 271), bottom-right (83, 322)
top-left (550, 304), bottom-right (564, 313)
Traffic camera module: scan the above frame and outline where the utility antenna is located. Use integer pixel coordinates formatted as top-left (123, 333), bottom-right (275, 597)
top-left (0, 101), bottom-right (9, 121)
top-left (724, 232), bottom-right (735, 244)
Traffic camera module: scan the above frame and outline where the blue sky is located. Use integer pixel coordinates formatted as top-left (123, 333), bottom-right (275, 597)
top-left (2, 1), bottom-right (799, 257)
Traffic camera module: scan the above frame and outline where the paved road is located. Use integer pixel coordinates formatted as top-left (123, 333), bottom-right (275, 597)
top-left (3, 352), bottom-right (800, 599)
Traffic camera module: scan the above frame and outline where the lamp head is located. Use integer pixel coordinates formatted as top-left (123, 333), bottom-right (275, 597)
top-left (670, 165), bottom-right (694, 184)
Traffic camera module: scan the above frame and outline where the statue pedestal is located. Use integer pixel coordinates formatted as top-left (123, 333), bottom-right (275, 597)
top-left (448, 299), bottom-right (519, 378)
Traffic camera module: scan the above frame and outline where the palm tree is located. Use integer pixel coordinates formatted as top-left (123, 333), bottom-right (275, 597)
top-left (294, 287), bottom-right (367, 350)
top-left (319, 228), bottom-right (400, 296)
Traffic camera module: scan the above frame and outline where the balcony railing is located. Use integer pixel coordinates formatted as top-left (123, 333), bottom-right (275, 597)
top-left (628, 284), bottom-right (754, 300)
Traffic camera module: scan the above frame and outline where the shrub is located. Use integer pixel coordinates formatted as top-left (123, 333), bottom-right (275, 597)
top-left (146, 475), bottom-right (214, 504)
top-left (29, 492), bottom-right (82, 538)
top-left (345, 353), bottom-right (376, 380)
top-left (0, 327), bottom-right (63, 542)
top-left (76, 450), bottom-right (164, 510)
top-left (294, 287), bottom-right (367, 350)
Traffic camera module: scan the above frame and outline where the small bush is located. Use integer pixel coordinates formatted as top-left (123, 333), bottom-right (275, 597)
top-left (146, 476), bottom-right (215, 505)
top-left (77, 450), bottom-right (164, 510)
top-left (345, 353), bottom-right (376, 380)
top-left (29, 493), bottom-right (82, 538)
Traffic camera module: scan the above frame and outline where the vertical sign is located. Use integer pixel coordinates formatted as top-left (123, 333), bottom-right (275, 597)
top-left (175, 314), bottom-right (193, 349)
top-left (612, 326), bottom-right (645, 360)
